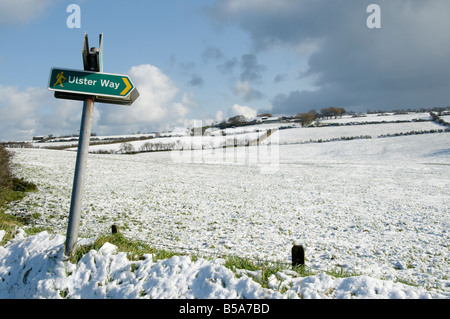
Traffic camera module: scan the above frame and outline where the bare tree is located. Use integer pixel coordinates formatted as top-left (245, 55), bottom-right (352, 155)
top-left (120, 142), bottom-right (135, 154)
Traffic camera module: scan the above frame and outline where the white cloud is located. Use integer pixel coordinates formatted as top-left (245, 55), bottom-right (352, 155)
top-left (229, 104), bottom-right (257, 120)
top-left (172, 102), bottom-right (190, 119)
top-left (233, 80), bottom-right (263, 102)
top-left (101, 64), bottom-right (177, 125)
top-left (215, 110), bottom-right (224, 122)
top-left (233, 80), bottom-right (251, 98)
top-left (97, 64), bottom-right (192, 134)
top-left (0, 85), bottom-right (90, 142)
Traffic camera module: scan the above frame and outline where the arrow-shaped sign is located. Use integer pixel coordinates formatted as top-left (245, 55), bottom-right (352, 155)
top-left (120, 77), bottom-right (132, 96)
top-left (48, 68), bottom-right (136, 99)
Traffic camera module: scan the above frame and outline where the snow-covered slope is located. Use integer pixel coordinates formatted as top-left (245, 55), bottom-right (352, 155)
top-left (3, 120), bottom-right (449, 299)
top-left (0, 230), bottom-right (446, 299)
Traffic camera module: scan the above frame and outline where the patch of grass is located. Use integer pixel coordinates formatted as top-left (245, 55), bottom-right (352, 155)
top-left (0, 145), bottom-right (39, 245)
top-left (12, 177), bottom-right (38, 193)
top-left (326, 265), bottom-right (360, 278)
top-left (26, 226), bottom-right (51, 236)
top-left (223, 255), bottom-right (316, 289)
top-left (395, 277), bottom-right (419, 287)
top-left (224, 256), bottom-right (260, 272)
top-left (0, 185), bottom-right (29, 208)
top-left (0, 210), bottom-right (24, 245)
top-left (292, 264), bottom-right (316, 277)
top-left (0, 200), bottom-right (46, 245)
top-left (69, 232), bottom-right (181, 264)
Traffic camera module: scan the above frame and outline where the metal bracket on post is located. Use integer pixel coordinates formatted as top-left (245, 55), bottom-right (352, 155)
top-left (82, 33), bottom-right (103, 72)
top-left (64, 33), bottom-right (102, 256)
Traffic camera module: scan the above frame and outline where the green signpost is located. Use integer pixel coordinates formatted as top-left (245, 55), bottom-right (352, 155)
top-left (50, 33), bottom-right (140, 256)
top-left (48, 67), bottom-right (139, 105)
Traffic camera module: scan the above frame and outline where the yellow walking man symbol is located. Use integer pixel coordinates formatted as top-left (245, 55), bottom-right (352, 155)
top-left (54, 72), bottom-right (67, 88)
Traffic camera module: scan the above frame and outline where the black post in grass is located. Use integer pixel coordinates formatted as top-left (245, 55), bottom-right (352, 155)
top-left (292, 245), bottom-right (305, 267)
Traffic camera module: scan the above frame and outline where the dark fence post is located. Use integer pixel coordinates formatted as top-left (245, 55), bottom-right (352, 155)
top-left (292, 245), bottom-right (305, 267)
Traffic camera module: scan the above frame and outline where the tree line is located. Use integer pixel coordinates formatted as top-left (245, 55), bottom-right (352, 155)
top-left (295, 107), bottom-right (346, 127)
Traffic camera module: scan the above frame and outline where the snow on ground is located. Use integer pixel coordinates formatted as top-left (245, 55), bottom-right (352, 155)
top-left (2, 121), bottom-right (449, 299)
top-left (0, 230), bottom-right (445, 299)
top-left (320, 112), bottom-right (432, 124)
top-left (31, 112), bottom-right (442, 154)
top-left (66, 113), bottom-right (444, 154)
top-left (278, 121), bottom-right (443, 145)
top-left (86, 131), bottom-right (269, 154)
top-left (31, 133), bottom-right (157, 149)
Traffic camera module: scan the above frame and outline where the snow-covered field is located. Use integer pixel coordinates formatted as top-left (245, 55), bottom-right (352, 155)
top-left (80, 119), bottom-right (442, 154)
top-left (320, 112), bottom-right (432, 124)
top-left (34, 112), bottom-right (442, 153)
top-left (1, 118), bottom-right (449, 299)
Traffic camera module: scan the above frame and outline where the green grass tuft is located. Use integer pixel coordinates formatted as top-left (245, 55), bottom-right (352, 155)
top-left (0, 145), bottom-right (39, 245)
top-left (69, 232), bottom-right (181, 264)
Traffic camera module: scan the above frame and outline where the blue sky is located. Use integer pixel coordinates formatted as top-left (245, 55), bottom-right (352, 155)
top-left (1, 0), bottom-right (450, 141)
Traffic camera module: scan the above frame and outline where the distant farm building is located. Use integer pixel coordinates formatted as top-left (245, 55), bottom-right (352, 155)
top-left (32, 136), bottom-right (45, 142)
